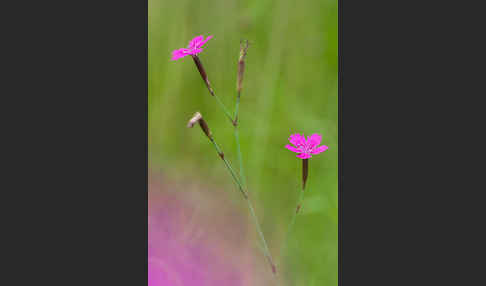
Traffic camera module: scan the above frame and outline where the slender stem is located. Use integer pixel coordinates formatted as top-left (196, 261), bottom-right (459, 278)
top-left (234, 127), bottom-right (245, 187)
top-left (231, 42), bottom-right (276, 279)
top-left (233, 91), bottom-right (246, 187)
top-left (207, 136), bottom-right (277, 276)
top-left (192, 55), bottom-right (234, 123)
top-left (247, 195), bottom-right (277, 275)
top-left (278, 159), bottom-right (308, 268)
top-left (210, 139), bottom-right (247, 198)
top-left (234, 91), bottom-right (240, 119)
top-left (233, 40), bottom-right (249, 186)
top-left (283, 187), bottom-right (306, 244)
top-left (213, 92), bottom-right (234, 123)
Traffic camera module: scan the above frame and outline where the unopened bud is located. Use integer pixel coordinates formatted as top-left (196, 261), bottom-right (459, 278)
top-left (237, 40), bottom-right (249, 93)
top-left (187, 112), bottom-right (212, 139)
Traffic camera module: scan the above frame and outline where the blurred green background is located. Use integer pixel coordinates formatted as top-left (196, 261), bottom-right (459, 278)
top-left (149, 0), bottom-right (337, 285)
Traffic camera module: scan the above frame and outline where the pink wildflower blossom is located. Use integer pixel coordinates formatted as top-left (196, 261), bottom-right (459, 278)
top-left (285, 133), bottom-right (328, 159)
top-left (171, 35), bottom-right (213, 61)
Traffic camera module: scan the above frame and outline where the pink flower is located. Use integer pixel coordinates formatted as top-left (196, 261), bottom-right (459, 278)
top-left (171, 35), bottom-right (213, 61)
top-left (285, 133), bottom-right (329, 159)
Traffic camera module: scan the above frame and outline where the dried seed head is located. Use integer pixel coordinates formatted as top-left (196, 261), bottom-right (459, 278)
top-left (238, 39), bottom-right (249, 62)
top-left (187, 112), bottom-right (212, 139)
top-left (187, 112), bottom-right (203, 128)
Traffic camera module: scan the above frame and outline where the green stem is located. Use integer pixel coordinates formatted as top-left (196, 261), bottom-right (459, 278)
top-left (234, 128), bottom-right (245, 187)
top-left (192, 55), bottom-right (234, 124)
top-left (285, 188), bottom-right (306, 240)
top-left (279, 190), bottom-right (306, 262)
top-left (210, 139), bottom-right (247, 198)
top-left (213, 92), bottom-right (234, 123)
top-left (234, 91), bottom-right (240, 119)
top-left (233, 91), bottom-right (246, 187)
top-left (247, 195), bottom-right (277, 275)
top-left (278, 160), bottom-right (308, 269)
top-left (208, 136), bottom-right (277, 276)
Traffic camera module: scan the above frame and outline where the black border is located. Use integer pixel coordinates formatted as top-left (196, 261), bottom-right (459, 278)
top-left (6, 0), bottom-right (149, 284)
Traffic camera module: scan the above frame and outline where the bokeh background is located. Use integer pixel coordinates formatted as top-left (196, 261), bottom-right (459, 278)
top-left (149, 0), bottom-right (337, 285)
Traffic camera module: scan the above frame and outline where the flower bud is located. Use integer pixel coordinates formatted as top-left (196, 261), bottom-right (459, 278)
top-left (237, 40), bottom-right (249, 94)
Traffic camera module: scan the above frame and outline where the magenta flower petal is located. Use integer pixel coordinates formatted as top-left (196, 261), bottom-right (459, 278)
top-left (171, 35), bottom-right (213, 60)
top-left (289, 133), bottom-right (306, 147)
top-left (286, 132), bottom-right (328, 159)
top-left (188, 35), bottom-right (204, 48)
top-left (311, 145), bottom-right (329, 154)
top-left (187, 48), bottom-right (203, 55)
top-left (171, 48), bottom-right (190, 61)
top-left (199, 35), bottom-right (213, 47)
top-left (297, 153), bottom-right (312, 159)
top-left (307, 134), bottom-right (322, 149)
top-left (285, 144), bottom-right (301, 153)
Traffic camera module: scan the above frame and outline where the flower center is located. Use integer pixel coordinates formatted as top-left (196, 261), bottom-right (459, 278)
top-left (299, 143), bottom-right (312, 154)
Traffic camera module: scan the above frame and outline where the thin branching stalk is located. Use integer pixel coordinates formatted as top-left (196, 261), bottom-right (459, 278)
top-left (185, 39), bottom-right (279, 282)
top-left (209, 138), bottom-right (248, 198)
top-left (233, 40), bottom-right (249, 186)
top-left (208, 136), bottom-right (277, 275)
top-left (230, 41), bottom-right (279, 278)
top-left (188, 112), bottom-right (277, 277)
top-left (191, 55), bottom-right (234, 123)
top-left (233, 123), bottom-right (245, 187)
top-left (230, 41), bottom-right (278, 277)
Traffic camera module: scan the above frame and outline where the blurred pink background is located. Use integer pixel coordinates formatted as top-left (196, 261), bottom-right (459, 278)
top-left (148, 172), bottom-right (274, 286)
